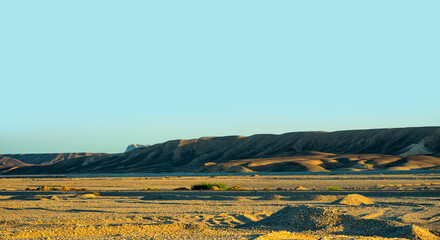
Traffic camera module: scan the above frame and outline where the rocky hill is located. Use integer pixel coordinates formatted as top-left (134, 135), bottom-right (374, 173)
top-left (4, 127), bottom-right (440, 174)
top-left (125, 144), bottom-right (149, 153)
top-left (0, 153), bottom-right (106, 172)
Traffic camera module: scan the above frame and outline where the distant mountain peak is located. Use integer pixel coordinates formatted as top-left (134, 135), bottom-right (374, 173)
top-left (125, 144), bottom-right (149, 153)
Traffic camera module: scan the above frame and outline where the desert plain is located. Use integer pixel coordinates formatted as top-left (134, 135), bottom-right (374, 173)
top-left (0, 172), bottom-right (439, 239)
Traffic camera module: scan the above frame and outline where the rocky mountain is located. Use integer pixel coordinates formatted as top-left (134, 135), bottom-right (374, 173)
top-left (125, 144), bottom-right (149, 153)
top-left (4, 127), bottom-right (440, 174)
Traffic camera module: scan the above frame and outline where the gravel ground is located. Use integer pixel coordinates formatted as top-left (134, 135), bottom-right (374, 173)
top-left (0, 173), bottom-right (439, 239)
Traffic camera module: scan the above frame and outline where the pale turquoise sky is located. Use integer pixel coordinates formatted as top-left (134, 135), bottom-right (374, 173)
top-left (1, 1), bottom-right (439, 154)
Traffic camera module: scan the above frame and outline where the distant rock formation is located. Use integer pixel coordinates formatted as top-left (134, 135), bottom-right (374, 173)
top-left (125, 144), bottom-right (149, 153)
top-left (5, 127), bottom-right (440, 174)
top-left (0, 153), bottom-right (106, 173)
top-left (399, 140), bottom-right (433, 155)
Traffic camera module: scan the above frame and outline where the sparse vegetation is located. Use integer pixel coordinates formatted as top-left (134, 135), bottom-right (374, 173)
top-left (327, 186), bottom-right (343, 191)
top-left (143, 188), bottom-right (160, 191)
top-left (191, 182), bottom-right (227, 190)
top-left (263, 187), bottom-right (272, 191)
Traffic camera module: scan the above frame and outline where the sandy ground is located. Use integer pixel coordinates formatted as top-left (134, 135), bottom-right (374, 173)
top-left (0, 173), bottom-right (439, 239)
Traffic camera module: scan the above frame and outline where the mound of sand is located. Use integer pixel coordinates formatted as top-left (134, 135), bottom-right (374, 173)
top-left (8, 195), bottom-right (49, 201)
top-left (312, 195), bottom-right (342, 202)
top-left (254, 230), bottom-right (313, 240)
top-left (242, 205), bottom-right (341, 231)
top-left (228, 186), bottom-right (244, 190)
top-left (240, 205), bottom-right (438, 239)
top-left (293, 186), bottom-right (308, 191)
top-left (208, 195), bottom-right (250, 201)
top-left (76, 193), bottom-right (98, 199)
top-left (336, 194), bottom-right (374, 206)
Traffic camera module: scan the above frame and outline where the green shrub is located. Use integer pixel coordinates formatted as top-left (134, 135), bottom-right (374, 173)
top-left (327, 186), bottom-right (343, 191)
top-left (191, 182), bottom-right (227, 190)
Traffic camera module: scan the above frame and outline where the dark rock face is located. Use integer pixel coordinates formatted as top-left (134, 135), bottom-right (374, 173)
top-left (5, 127), bottom-right (440, 174)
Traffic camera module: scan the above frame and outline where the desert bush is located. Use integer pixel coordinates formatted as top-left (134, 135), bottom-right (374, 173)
top-left (191, 182), bottom-right (227, 190)
top-left (263, 187), bottom-right (272, 191)
top-left (144, 188), bottom-right (160, 191)
top-left (327, 186), bottom-right (343, 191)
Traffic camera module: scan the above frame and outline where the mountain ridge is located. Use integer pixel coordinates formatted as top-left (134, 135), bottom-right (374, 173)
top-left (3, 127), bottom-right (440, 174)
top-left (0, 153), bottom-right (107, 172)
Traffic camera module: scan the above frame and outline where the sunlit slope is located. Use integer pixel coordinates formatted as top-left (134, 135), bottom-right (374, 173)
top-left (5, 127), bottom-right (440, 174)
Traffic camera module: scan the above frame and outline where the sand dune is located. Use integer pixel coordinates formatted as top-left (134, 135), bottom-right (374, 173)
top-left (201, 153), bottom-right (440, 173)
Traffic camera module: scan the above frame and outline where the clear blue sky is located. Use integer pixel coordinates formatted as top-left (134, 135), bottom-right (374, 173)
top-left (1, 1), bottom-right (439, 154)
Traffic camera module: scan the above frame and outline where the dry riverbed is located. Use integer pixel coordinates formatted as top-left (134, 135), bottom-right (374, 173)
top-left (0, 173), bottom-right (439, 239)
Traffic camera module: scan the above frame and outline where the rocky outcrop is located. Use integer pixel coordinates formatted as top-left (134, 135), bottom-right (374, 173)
top-left (5, 127), bottom-right (440, 174)
top-left (125, 144), bottom-right (149, 153)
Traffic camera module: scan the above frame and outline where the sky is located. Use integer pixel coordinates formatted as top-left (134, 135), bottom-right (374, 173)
top-left (1, 1), bottom-right (439, 154)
